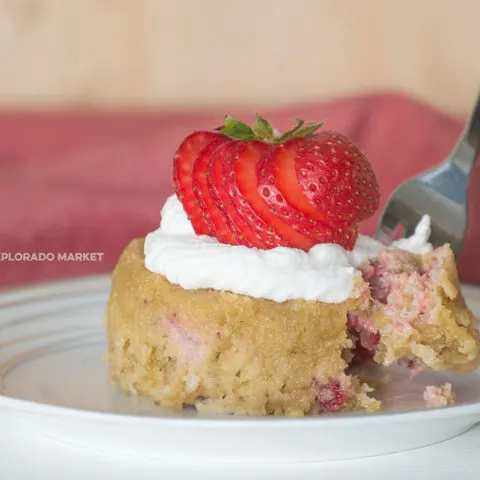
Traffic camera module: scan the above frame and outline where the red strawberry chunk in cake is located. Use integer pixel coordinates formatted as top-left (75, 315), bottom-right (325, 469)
top-left (347, 313), bottom-right (380, 353)
top-left (312, 377), bottom-right (347, 412)
top-left (165, 314), bottom-right (203, 366)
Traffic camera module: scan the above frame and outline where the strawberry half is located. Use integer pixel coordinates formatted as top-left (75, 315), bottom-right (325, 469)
top-left (234, 141), bottom-right (317, 251)
top-left (174, 131), bottom-right (226, 234)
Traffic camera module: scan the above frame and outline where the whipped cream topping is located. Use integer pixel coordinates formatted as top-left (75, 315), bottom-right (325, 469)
top-left (144, 195), bottom-right (432, 303)
top-left (390, 215), bottom-right (432, 255)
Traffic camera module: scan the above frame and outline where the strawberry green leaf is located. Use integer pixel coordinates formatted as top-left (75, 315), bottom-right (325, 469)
top-left (218, 115), bottom-right (255, 140)
top-left (253, 113), bottom-right (275, 141)
top-left (294, 122), bottom-right (325, 138)
top-left (217, 115), bottom-right (324, 143)
top-left (277, 118), bottom-right (305, 142)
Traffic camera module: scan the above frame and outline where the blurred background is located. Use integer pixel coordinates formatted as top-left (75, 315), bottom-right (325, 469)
top-left (1, 0), bottom-right (479, 288)
top-left (1, 0), bottom-right (479, 113)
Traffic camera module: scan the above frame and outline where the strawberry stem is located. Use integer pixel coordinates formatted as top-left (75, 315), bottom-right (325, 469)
top-left (218, 114), bottom-right (324, 143)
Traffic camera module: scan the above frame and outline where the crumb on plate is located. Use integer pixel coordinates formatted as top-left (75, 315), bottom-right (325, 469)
top-left (423, 383), bottom-right (455, 408)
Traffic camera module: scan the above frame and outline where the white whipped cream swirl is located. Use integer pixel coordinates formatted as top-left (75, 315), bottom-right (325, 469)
top-left (144, 195), bottom-right (432, 303)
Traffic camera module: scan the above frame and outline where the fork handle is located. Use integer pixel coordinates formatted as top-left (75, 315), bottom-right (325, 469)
top-left (451, 92), bottom-right (480, 173)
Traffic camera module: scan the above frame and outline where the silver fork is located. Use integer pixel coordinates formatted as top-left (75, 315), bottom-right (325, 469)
top-left (376, 93), bottom-right (480, 255)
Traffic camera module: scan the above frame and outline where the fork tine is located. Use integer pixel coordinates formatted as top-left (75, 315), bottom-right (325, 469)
top-left (376, 210), bottom-right (399, 246)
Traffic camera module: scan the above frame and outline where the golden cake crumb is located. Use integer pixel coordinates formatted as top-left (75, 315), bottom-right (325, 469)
top-left (424, 383), bottom-right (455, 408)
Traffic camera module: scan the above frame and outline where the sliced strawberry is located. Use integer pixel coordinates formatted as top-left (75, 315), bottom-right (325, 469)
top-left (224, 142), bottom-right (283, 249)
top-left (311, 221), bottom-right (358, 251)
top-left (174, 115), bottom-right (378, 252)
top-left (192, 136), bottom-right (231, 237)
top-left (342, 222), bottom-right (358, 250)
top-left (174, 131), bottom-right (227, 234)
top-left (257, 143), bottom-right (359, 250)
top-left (258, 150), bottom-right (334, 238)
top-left (209, 141), bottom-right (262, 247)
top-left (261, 140), bottom-right (333, 225)
top-left (235, 141), bottom-right (317, 251)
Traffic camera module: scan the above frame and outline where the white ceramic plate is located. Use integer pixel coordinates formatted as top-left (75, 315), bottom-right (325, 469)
top-left (0, 276), bottom-right (479, 463)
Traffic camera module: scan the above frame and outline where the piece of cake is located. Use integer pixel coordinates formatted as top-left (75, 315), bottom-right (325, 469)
top-left (106, 237), bottom-right (379, 415)
top-left (105, 115), bottom-right (480, 416)
top-left (355, 245), bottom-right (479, 372)
top-left (424, 383), bottom-right (455, 408)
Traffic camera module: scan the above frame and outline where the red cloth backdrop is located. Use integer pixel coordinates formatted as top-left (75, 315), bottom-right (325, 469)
top-left (1, 92), bottom-right (479, 289)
